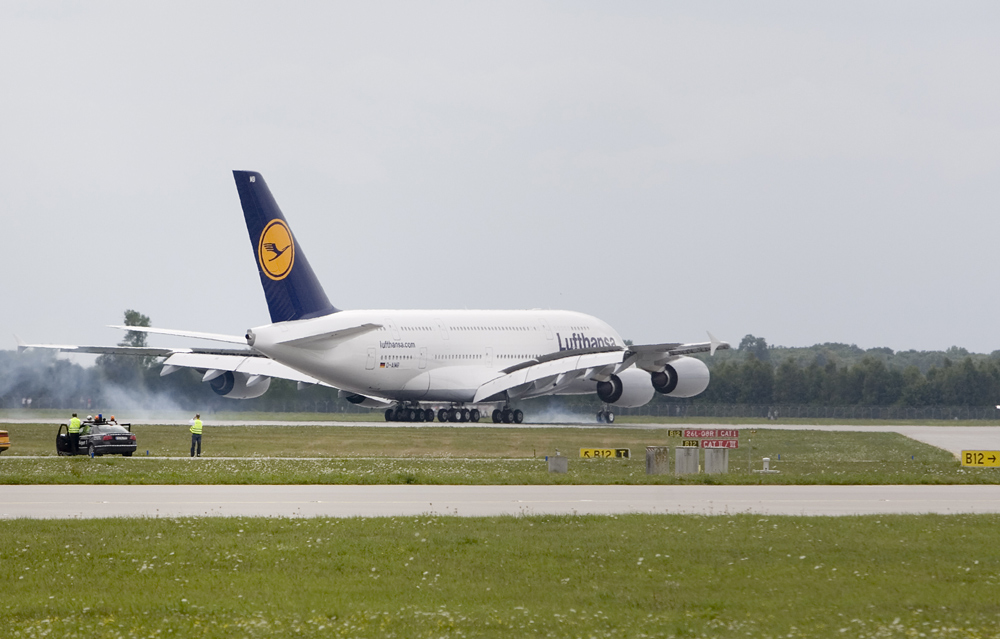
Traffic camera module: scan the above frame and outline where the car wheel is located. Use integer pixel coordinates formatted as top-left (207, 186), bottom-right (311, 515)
top-left (122, 451), bottom-right (133, 457)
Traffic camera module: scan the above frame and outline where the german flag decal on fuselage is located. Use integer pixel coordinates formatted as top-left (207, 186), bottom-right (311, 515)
top-left (257, 219), bottom-right (295, 280)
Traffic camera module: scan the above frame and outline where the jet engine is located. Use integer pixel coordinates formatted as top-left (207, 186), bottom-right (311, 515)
top-left (208, 371), bottom-right (271, 399)
top-left (649, 356), bottom-right (710, 398)
top-left (595, 367), bottom-right (656, 408)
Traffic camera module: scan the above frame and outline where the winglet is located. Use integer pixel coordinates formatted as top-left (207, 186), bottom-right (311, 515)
top-left (708, 331), bottom-right (725, 357)
top-left (14, 334), bottom-right (27, 353)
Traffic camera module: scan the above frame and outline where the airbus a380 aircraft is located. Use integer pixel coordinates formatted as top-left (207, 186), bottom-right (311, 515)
top-left (22, 171), bottom-right (729, 424)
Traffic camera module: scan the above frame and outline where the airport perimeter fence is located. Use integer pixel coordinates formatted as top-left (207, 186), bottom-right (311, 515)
top-left (613, 403), bottom-right (1000, 421)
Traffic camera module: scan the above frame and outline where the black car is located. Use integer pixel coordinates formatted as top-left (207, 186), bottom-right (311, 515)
top-left (57, 419), bottom-right (136, 457)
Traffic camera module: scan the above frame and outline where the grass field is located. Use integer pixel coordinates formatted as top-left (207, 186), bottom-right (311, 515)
top-left (3, 422), bottom-right (998, 485)
top-left (4, 514), bottom-right (1000, 638)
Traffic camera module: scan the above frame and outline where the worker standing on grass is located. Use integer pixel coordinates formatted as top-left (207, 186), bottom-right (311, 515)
top-left (189, 414), bottom-right (203, 457)
top-left (68, 413), bottom-right (82, 454)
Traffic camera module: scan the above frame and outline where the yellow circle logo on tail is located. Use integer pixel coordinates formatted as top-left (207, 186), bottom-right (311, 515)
top-left (257, 220), bottom-right (295, 280)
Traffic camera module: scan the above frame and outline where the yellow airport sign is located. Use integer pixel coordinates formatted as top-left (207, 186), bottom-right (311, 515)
top-left (961, 451), bottom-right (1000, 467)
top-left (580, 448), bottom-right (630, 459)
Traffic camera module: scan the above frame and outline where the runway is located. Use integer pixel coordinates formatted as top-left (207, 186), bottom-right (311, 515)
top-left (3, 484), bottom-right (1000, 519)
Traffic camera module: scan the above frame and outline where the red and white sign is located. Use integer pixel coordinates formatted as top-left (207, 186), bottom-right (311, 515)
top-left (684, 429), bottom-right (739, 439)
top-left (701, 439), bottom-right (739, 449)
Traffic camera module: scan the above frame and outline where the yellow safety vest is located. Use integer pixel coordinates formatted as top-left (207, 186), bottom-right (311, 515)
top-left (190, 419), bottom-right (203, 435)
top-left (68, 417), bottom-right (81, 434)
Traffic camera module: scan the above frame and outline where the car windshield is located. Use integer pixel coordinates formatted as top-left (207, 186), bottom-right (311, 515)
top-left (92, 425), bottom-right (129, 434)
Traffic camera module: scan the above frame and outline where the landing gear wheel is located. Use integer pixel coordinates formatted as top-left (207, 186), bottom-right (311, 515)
top-left (438, 409), bottom-right (449, 423)
top-left (449, 408), bottom-right (461, 423)
top-left (459, 409), bottom-right (469, 422)
top-left (502, 409), bottom-right (513, 424)
top-left (470, 409), bottom-right (481, 423)
top-left (492, 409), bottom-right (501, 423)
top-left (513, 409), bottom-right (524, 424)
top-left (385, 409), bottom-right (394, 422)
top-left (424, 409), bottom-right (435, 422)
top-left (596, 411), bottom-right (605, 423)
top-left (606, 411), bottom-right (615, 424)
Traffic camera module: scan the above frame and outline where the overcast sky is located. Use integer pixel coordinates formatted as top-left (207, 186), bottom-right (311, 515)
top-left (3, 1), bottom-right (999, 356)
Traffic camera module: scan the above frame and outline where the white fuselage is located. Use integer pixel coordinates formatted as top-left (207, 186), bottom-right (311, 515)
top-left (248, 309), bottom-right (623, 403)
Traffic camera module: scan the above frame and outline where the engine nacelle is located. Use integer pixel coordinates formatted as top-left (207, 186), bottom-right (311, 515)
top-left (343, 393), bottom-right (394, 409)
top-left (596, 367), bottom-right (656, 408)
top-left (208, 371), bottom-right (271, 399)
top-left (650, 356), bottom-right (710, 398)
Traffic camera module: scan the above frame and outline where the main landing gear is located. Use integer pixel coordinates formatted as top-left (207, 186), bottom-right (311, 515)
top-left (491, 407), bottom-right (524, 424)
top-left (384, 406), bottom-right (436, 422)
top-left (596, 408), bottom-right (615, 424)
top-left (384, 405), bottom-right (481, 423)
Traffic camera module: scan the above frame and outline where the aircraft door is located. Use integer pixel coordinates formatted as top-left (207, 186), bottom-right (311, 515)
top-left (436, 318), bottom-right (449, 340)
top-left (485, 347), bottom-right (493, 368)
top-left (418, 347), bottom-right (427, 369)
top-left (365, 347), bottom-right (376, 370)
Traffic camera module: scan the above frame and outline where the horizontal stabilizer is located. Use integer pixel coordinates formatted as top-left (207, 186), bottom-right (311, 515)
top-left (277, 323), bottom-right (382, 349)
top-left (109, 325), bottom-right (248, 345)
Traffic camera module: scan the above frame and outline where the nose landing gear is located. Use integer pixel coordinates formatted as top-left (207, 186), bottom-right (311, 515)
top-left (596, 407), bottom-right (615, 424)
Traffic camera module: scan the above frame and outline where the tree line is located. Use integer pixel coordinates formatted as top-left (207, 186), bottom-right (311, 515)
top-left (684, 335), bottom-right (1000, 407)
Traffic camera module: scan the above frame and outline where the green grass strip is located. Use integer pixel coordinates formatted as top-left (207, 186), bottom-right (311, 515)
top-left (3, 424), bottom-right (998, 485)
top-left (3, 514), bottom-right (1000, 637)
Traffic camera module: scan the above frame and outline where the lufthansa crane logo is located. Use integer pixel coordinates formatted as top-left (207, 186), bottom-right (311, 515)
top-left (257, 219), bottom-right (295, 280)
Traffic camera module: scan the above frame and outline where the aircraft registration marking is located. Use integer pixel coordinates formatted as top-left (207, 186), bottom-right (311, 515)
top-left (579, 448), bottom-right (630, 459)
top-left (961, 451), bottom-right (1000, 467)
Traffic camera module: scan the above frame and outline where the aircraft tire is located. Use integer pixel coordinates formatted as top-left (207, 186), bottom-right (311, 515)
top-left (449, 408), bottom-right (461, 422)
top-left (425, 409), bottom-right (436, 422)
top-left (460, 409), bottom-right (470, 422)
top-left (470, 409), bottom-right (480, 423)
top-left (492, 409), bottom-right (501, 423)
top-left (606, 411), bottom-right (615, 424)
top-left (502, 409), bottom-right (513, 424)
top-left (438, 409), bottom-right (449, 423)
top-left (513, 409), bottom-right (523, 424)
top-left (596, 411), bottom-right (605, 423)
top-left (385, 409), bottom-right (394, 422)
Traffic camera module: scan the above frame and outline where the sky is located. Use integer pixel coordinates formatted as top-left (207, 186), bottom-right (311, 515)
top-left (2, 1), bottom-right (999, 356)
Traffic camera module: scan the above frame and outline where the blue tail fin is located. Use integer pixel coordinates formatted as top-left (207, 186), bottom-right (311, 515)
top-left (233, 170), bottom-right (338, 323)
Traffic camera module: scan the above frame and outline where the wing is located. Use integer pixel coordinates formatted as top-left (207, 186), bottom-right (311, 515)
top-left (473, 347), bottom-right (626, 403)
top-left (471, 332), bottom-right (730, 403)
top-left (627, 332), bottom-right (730, 371)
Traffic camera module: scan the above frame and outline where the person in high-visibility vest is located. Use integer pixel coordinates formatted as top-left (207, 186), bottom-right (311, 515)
top-left (68, 413), bottom-right (82, 454)
top-left (189, 414), bottom-right (203, 457)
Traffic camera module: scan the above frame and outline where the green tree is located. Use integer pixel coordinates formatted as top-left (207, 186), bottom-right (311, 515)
top-left (96, 309), bottom-right (154, 390)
